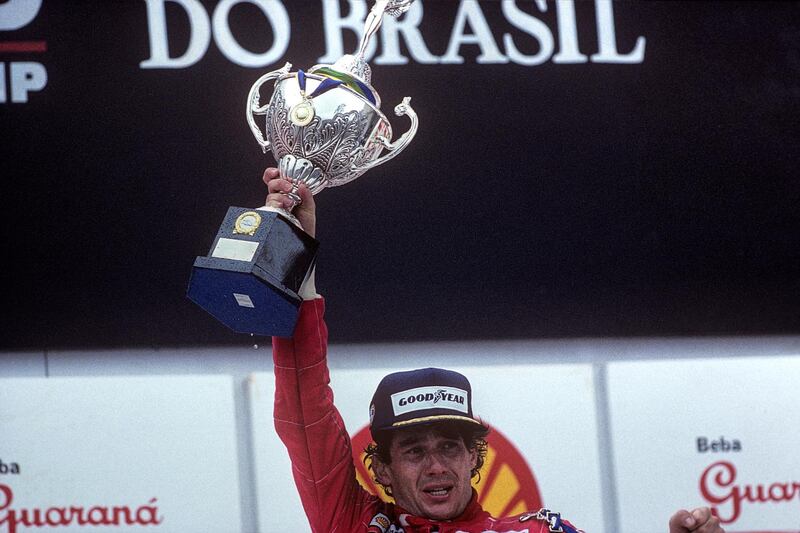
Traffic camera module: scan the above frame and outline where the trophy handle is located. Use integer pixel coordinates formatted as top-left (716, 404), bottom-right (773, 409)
top-left (246, 62), bottom-right (292, 153)
top-left (354, 97), bottom-right (418, 173)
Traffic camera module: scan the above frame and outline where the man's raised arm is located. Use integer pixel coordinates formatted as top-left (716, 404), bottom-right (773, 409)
top-left (266, 169), bottom-right (369, 532)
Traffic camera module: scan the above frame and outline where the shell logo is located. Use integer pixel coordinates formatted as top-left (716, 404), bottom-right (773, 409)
top-left (350, 425), bottom-right (543, 517)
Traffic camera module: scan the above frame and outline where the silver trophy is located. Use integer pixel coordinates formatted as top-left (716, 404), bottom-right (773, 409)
top-left (246, 0), bottom-right (418, 227)
top-left (188, 0), bottom-right (418, 336)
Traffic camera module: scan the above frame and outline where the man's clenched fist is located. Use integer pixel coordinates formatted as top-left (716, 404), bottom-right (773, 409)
top-left (669, 507), bottom-right (724, 533)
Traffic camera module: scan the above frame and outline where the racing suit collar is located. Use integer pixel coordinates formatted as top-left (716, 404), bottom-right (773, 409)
top-left (395, 489), bottom-right (490, 529)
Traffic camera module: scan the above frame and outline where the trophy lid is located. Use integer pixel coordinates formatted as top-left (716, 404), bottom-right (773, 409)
top-left (307, 0), bottom-right (414, 109)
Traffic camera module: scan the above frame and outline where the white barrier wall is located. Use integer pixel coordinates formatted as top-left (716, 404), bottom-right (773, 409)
top-left (0, 375), bottom-right (242, 533)
top-left (1, 336), bottom-right (799, 532)
top-left (608, 356), bottom-right (800, 533)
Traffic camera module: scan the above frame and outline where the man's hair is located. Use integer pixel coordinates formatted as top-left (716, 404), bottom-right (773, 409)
top-left (363, 420), bottom-right (491, 497)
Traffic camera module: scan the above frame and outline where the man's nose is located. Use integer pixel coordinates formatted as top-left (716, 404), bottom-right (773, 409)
top-left (423, 451), bottom-right (448, 474)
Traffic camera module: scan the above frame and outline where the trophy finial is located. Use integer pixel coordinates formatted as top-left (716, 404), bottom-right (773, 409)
top-left (329, 0), bottom-right (413, 84)
top-left (384, 0), bottom-right (414, 18)
top-left (357, 0), bottom-right (414, 58)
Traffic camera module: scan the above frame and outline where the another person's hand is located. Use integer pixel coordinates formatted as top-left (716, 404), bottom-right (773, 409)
top-left (669, 507), bottom-right (723, 533)
top-left (263, 167), bottom-right (316, 238)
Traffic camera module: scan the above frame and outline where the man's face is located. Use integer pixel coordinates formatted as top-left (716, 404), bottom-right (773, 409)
top-left (374, 425), bottom-right (477, 521)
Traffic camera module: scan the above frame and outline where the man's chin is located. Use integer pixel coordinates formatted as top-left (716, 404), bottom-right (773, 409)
top-left (423, 508), bottom-right (458, 521)
top-left (418, 497), bottom-right (466, 521)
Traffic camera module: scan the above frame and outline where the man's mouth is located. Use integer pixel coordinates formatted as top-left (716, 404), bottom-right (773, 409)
top-left (423, 486), bottom-right (452, 498)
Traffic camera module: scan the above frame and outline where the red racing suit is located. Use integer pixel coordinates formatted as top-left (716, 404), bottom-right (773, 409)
top-left (272, 298), bottom-right (583, 533)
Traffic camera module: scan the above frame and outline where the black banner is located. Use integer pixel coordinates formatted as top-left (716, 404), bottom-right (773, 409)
top-left (3, 1), bottom-right (799, 348)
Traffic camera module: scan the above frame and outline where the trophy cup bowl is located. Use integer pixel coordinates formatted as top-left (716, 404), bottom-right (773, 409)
top-left (246, 60), bottom-right (418, 225)
top-left (188, 0), bottom-right (418, 337)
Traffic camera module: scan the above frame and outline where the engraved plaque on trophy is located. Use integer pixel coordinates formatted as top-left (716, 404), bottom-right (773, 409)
top-left (188, 0), bottom-right (419, 336)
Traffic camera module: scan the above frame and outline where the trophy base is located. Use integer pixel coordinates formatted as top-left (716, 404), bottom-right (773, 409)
top-left (187, 207), bottom-right (318, 337)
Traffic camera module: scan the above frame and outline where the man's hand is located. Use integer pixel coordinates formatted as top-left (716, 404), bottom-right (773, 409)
top-left (669, 507), bottom-right (724, 533)
top-left (262, 167), bottom-right (316, 238)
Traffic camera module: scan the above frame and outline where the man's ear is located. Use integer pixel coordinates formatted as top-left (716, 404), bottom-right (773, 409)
top-left (372, 456), bottom-right (393, 487)
top-left (469, 447), bottom-right (478, 471)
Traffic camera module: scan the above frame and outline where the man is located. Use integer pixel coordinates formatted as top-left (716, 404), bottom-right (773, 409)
top-left (265, 168), bottom-right (724, 533)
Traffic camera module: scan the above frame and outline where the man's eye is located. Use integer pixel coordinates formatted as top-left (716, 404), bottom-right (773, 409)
top-left (441, 442), bottom-right (459, 454)
top-left (406, 447), bottom-right (422, 456)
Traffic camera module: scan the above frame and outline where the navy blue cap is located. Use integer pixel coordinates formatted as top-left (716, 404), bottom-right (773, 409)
top-left (369, 368), bottom-right (482, 439)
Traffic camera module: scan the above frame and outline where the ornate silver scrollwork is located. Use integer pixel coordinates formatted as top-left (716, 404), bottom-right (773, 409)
top-left (266, 89), bottom-right (388, 188)
top-left (246, 1), bottom-right (418, 212)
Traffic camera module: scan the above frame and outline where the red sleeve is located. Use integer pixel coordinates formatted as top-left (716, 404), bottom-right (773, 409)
top-left (272, 298), bottom-right (373, 531)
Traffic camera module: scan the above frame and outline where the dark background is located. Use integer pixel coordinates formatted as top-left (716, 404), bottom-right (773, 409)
top-left (3, 1), bottom-right (799, 349)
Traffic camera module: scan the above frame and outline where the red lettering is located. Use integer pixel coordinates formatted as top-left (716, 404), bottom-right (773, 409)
top-left (112, 505), bottom-right (136, 525)
top-left (0, 485), bottom-right (11, 511)
top-left (742, 483), bottom-right (768, 503)
top-left (700, 461), bottom-right (800, 524)
top-left (135, 498), bottom-right (163, 525)
top-left (18, 508), bottom-right (44, 527)
top-left (768, 482), bottom-right (793, 502)
top-left (0, 485), bottom-right (162, 532)
top-left (87, 506), bottom-right (110, 525)
top-left (68, 505), bottom-right (89, 525)
top-left (45, 507), bottom-right (69, 527)
top-left (0, 484), bottom-right (18, 533)
top-left (700, 461), bottom-right (740, 523)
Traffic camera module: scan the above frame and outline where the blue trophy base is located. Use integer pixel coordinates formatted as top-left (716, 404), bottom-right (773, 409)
top-left (187, 207), bottom-right (318, 337)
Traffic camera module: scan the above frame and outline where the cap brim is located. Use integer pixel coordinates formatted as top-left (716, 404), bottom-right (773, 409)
top-left (388, 414), bottom-right (483, 429)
